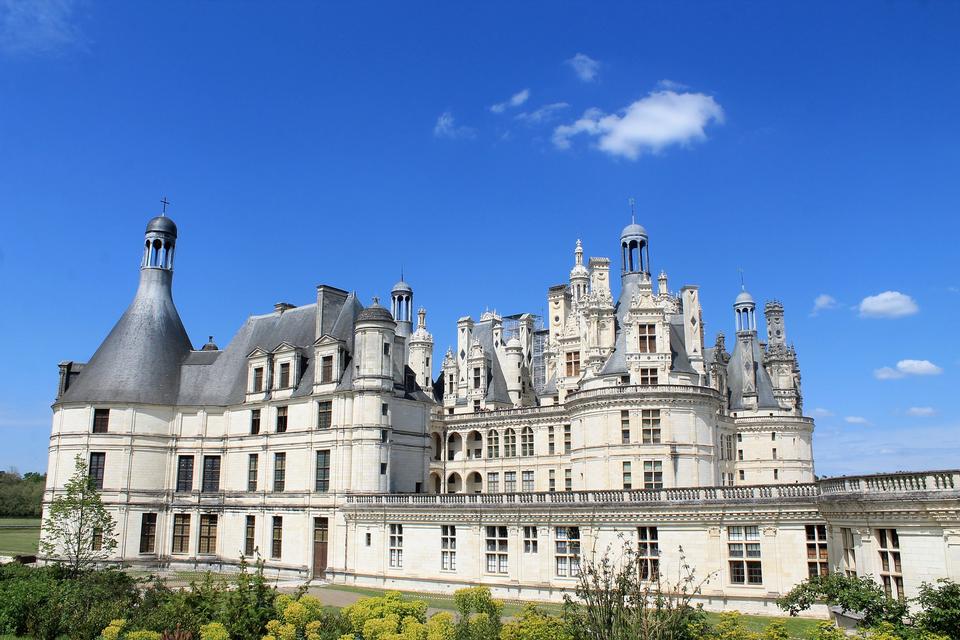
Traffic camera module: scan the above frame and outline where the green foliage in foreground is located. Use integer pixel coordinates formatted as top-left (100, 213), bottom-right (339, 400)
top-left (778, 573), bottom-right (960, 640)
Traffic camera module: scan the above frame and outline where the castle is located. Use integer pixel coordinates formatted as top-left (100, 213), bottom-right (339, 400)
top-left (45, 212), bottom-right (960, 615)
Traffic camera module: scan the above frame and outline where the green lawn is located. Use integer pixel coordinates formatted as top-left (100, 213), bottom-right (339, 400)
top-left (0, 517), bottom-right (41, 556)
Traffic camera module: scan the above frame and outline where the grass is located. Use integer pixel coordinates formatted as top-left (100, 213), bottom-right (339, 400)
top-left (318, 584), bottom-right (823, 638)
top-left (0, 517), bottom-right (41, 556)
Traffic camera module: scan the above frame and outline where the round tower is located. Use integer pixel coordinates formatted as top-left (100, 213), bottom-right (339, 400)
top-left (734, 289), bottom-right (757, 334)
top-left (620, 222), bottom-right (650, 278)
top-left (408, 307), bottom-right (435, 390)
top-left (391, 279), bottom-right (413, 338)
top-left (353, 297), bottom-right (397, 390)
top-left (569, 239), bottom-right (590, 301)
top-left (505, 336), bottom-right (524, 405)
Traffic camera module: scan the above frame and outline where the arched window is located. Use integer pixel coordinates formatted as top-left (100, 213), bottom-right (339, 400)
top-left (521, 427), bottom-right (534, 456)
top-left (504, 428), bottom-right (517, 457)
top-left (487, 430), bottom-right (500, 459)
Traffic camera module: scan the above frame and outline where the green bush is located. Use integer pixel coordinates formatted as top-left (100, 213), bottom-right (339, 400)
top-left (500, 604), bottom-right (571, 640)
top-left (778, 573), bottom-right (908, 627)
top-left (914, 580), bottom-right (960, 640)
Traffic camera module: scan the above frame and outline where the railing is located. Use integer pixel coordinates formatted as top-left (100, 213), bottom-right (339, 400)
top-left (345, 483), bottom-right (820, 507)
top-left (445, 404), bottom-right (566, 424)
top-left (819, 471), bottom-right (959, 495)
top-left (565, 384), bottom-right (722, 404)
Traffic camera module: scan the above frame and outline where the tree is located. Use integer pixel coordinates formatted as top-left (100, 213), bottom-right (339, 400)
top-left (777, 573), bottom-right (907, 628)
top-left (39, 454), bottom-right (117, 574)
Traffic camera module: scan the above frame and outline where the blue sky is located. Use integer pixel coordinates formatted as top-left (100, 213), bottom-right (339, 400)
top-left (0, 1), bottom-right (958, 476)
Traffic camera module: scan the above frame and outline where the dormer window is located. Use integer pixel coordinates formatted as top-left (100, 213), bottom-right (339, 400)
top-left (321, 356), bottom-right (334, 383)
top-left (253, 367), bottom-right (264, 392)
top-left (279, 362), bottom-right (290, 388)
top-left (565, 352), bottom-right (580, 377)
top-left (638, 324), bottom-right (657, 353)
top-left (473, 367), bottom-right (481, 389)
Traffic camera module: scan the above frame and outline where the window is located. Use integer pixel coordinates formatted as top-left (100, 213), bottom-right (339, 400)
top-left (279, 362), bottom-right (290, 388)
top-left (638, 324), bottom-right (656, 353)
top-left (485, 526), bottom-right (508, 574)
top-left (739, 470), bottom-right (745, 481)
top-left (728, 526), bottom-right (762, 585)
top-left (380, 462), bottom-right (387, 474)
top-left (92, 527), bottom-right (103, 551)
top-left (88, 452), bottom-right (105, 490)
top-left (565, 351), bottom-right (581, 377)
top-left (548, 426), bottom-right (555, 454)
top-left (643, 460), bottom-right (663, 489)
top-left (639, 368), bottom-right (658, 385)
top-left (521, 427), bottom-right (534, 456)
top-left (315, 450), bottom-right (331, 492)
top-left (244, 516), bottom-right (256, 556)
top-left (841, 528), bottom-right (857, 577)
top-left (389, 524), bottom-right (403, 568)
top-left (548, 469), bottom-right (556, 492)
top-left (563, 424), bottom-right (572, 453)
top-left (555, 527), bottom-right (581, 577)
top-left (441, 525), bottom-right (456, 571)
top-left (273, 452), bottom-right (286, 492)
top-left (771, 432), bottom-right (777, 441)
top-left (320, 356), bottom-right (334, 383)
top-left (248, 454), bottom-right (258, 491)
top-left (806, 524), bottom-right (829, 578)
top-left (487, 472), bottom-right (499, 493)
top-left (447, 374), bottom-right (455, 394)
top-left (522, 470), bottom-right (534, 492)
top-left (564, 468), bottom-right (572, 491)
top-left (622, 461), bottom-right (633, 490)
top-left (383, 342), bottom-right (391, 357)
top-left (504, 471), bottom-right (517, 493)
top-left (271, 516), bottom-right (282, 559)
top-left (381, 403), bottom-right (388, 417)
top-left (524, 526), bottom-right (538, 553)
top-left (276, 406), bottom-right (288, 433)
top-left (637, 527), bottom-right (660, 580)
top-left (172, 514), bottom-right (190, 554)
top-left (198, 514), bottom-right (218, 554)
top-left (201, 455), bottom-right (221, 492)
top-left (504, 429), bottom-right (517, 457)
top-left (641, 410), bottom-right (661, 444)
top-left (621, 410), bottom-right (631, 444)
top-left (487, 430), bottom-right (500, 458)
top-left (93, 408), bottom-right (110, 433)
top-left (774, 469), bottom-right (779, 480)
top-left (877, 528), bottom-right (904, 601)
top-left (738, 449), bottom-right (744, 461)
top-left (365, 532), bottom-right (371, 546)
top-left (473, 367), bottom-right (481, 389)
top-left (317, 400), bottom-right (332, 429)
top-left (737, 433), bottom-right (743, 443)
top-left (139, 513), bottom-right (157, 553)
top-left (251, 409), bottom-right (261, 434)
top-left (176, 455), bottom-right (193, 492)
top-left (253, 367), bottom-right (264, 392)
top-left (772, 448), bottom-right (778, 460)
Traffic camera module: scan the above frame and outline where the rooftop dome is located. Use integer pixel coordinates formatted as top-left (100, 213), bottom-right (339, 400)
top-left (392, 279), bottom-right (412, 293)
top-left (506, 336), bottom-right (523, 350)
top-left (201, 335), bottom-right (219, 351)
top-left (357, 297), bottom-right (395, 323)
top-left (735, 290), bottom-right (755, 305)
top-left (146, 215), bottom-right (177, 237)
top-left (620, 222), bottom-right (647, 239)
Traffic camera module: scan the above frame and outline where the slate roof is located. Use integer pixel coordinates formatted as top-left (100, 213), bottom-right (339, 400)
top-left (726, 334), bottom-right (779, 410)
top-left (471, 318), bottom-right (511, 405)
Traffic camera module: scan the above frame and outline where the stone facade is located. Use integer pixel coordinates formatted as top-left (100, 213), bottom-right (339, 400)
top-left (43, 213), bottom-right (960, 615)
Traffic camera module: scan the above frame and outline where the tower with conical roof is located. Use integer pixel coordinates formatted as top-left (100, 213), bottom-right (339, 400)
top-left (56, 211), bottom-right (192, 405)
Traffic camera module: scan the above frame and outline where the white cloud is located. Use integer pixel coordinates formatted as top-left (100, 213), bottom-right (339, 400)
top-left (874, 359), bottom-right (943, 380)
top-left (490, 88), bottom-right (530, 114)
top-left (657, 79), bottom-right (689, 91)
top-left (566, 53), bottom-right (599, 82)
top-left (859, 291), bottom-right (919, 318)
top-left (811, 407), bottom-right (834, 417)
top-left (810, 293), bottom-right (838, 316)
top-left (515, 102), bottom-right (569, 125)
top-left (844, 416), bottom-right (870, 425)
top-left (907, 407), bottom-right (936, 417)
top-left (896, 359), bottom-right (942, 375)
top-left (433, 112), bottom-right (476, 140)
top-left (0, 0), bottom-right (84, 56)
top-left (814, 422), bottom-right (960, 477)
top-left (552, 89), bottom-right (724, 160)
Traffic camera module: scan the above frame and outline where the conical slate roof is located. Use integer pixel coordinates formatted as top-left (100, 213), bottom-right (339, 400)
top-left (58, 268), bottom-right (193, 405)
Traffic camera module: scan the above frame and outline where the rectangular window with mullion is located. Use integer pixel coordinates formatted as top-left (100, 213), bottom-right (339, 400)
top-left (244, 515), bottom-right (256, 556)
top-left (198, 514), bottom-right (218, 554)
top-left (176, 455), bottom-right (194, 492)
top-left (273, 453), bottom-right (286, 492)
top-left (88, 452), bottom-right (106, 490)
top-left (201, 455), bottom-right (221, 492)
top-left (139, 513), bottom-right (157, 553)
top-left (172, 514), bottom-right (190, 554)
top-left (271, 516), bottom-right (282, 559)
top-left (315, 450), bottom-right (331, 492)
top-left (92, 408), bottom-right (110, 433)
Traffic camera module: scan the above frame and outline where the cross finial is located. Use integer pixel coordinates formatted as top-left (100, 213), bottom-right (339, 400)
top-left (160, 197), bottom-right (170, 216)
top-left (628, 197), bottom-right (636, 223)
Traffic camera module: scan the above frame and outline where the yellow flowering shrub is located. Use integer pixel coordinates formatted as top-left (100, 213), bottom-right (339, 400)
top-left (125, 631), bottom-right (162, 640)
top-left (101, 619), bottom-right (126, 640)
top-left (200, 622), bottom-right (230, 640)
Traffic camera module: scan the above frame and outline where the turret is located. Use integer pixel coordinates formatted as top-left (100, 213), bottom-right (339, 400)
top-left (569, 240), bottom-right (590, 303)
top-left (764, 300), bottom-right (786, 347)
top-left (391, 278), bottom-right (413, 338)
top-left (56, 211), bottom-right (192, 405)
top-left (734, 289), bottom-right (757, 335)
top-left (505, 336), bottom-right (524, 405)
top-left (658, 271), bottom-right (669, 296)
top-left (408, 308), bottom-right (435, 391)
top-left (353, 297), bottom-right (397, 391)
top-left (620, 221), bottom-right (650, 281)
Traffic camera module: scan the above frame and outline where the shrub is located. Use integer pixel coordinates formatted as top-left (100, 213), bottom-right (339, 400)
top-left (914, 580), bottom-right (960, 640)
top-left (127, 631), bottom-right (163, 640)
top-left (810, 621), bottom-right (847, 640)
top-left (263, 592), bottom-right (349, 640)
top-left (500, 604), bottom-right (571, 640)
top-left (343, 592), bottom-right (428, 637)
top-left (778, 573), bottom-right (907, 627)
top-left (200, 623), bottom-right (231, 640)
